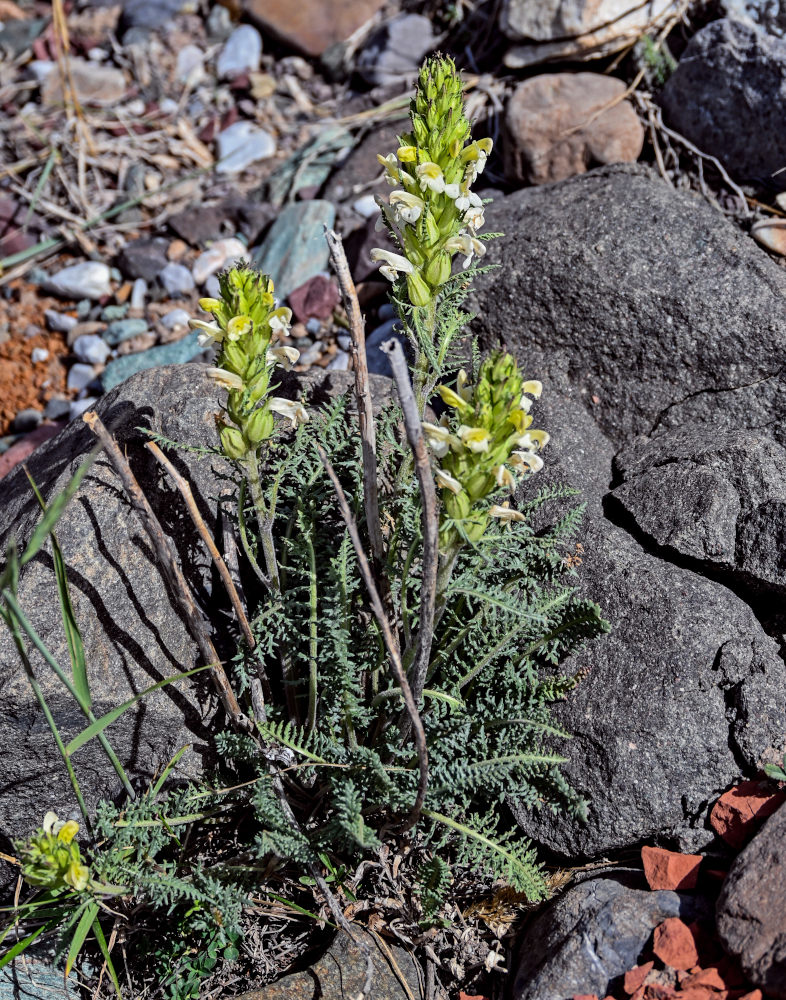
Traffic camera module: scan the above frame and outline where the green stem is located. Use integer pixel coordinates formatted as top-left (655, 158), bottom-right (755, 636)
top-left (303, 519), bottom-right (319, 733)
top-left (244, 451), bottom-right (280, 593)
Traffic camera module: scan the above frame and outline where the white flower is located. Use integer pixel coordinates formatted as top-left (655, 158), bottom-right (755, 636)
top-left (389, 190), bottom-right (425, 225)
top-left (445, 232), bottom-right (486, 268)
top-left (455, 189), bottom-right (482, 212)
top-left (370, 247), bottom-right (415, 282)
top-left (458, 425), bottom-right (491, 453)
top-left (494, 465), bottom-right (516, 490)
top-left (456, 369), bottom-right (473, 402)
top-left (463, 205), bottom-right (485, 230)
top-left (522, 380), bottom-right (543, 399)
top-left (444, 182), bottom-right (460, 199)
top-left (435, 468), bottom-right (463, 494)
top-left (422, 421), bottom-right (457, 458)
top-left (269, 397), bottom-right (309, 429)
top-left (226, 315), bottom-right (252, 342)
top-left (377, 152), bottom-right (400, 186)
top-left (416, 161), bottom-right (446, 194)
top-left (189, 319), bottom-right (224, 347)
top-left (510, 450), bottom-right (544, 474)
top-left (489, 500), bottom-right (525, 526)
top-left (269, 307), bottom-right (292, 337)
top-left (207, 367), bottom-right (244, 391)
top-left (266, 346), bottom-right (300, 371)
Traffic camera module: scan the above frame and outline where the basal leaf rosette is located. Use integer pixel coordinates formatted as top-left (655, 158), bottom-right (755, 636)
top-left (371, 55), bottom-right (493, 307)
top-left (190, 266), bottom-right (308, 461)
top-left (424, 351), bottom-right (548, 550)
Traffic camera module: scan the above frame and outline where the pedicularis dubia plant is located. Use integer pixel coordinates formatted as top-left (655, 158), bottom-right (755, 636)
top-left (1, 56), bottom-right (608, 999)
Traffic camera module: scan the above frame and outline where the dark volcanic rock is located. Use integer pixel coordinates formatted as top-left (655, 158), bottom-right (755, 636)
top-left (717, 802), bottom-right (786, 998)
top-left (508, 387), bottom-right (786, 856)
top-left (116, 237), bottom-right (170, 283)
top-left (512, 876), bottom-right (702, 1000)
top-left (234, 928), bottom-right (419, 1000)
top-left (472, 164), bottom-right (786, 445)
top-left (612, 423), bottom-right (786, 592)
top-left (661, 18), bottom-right (786, 188)
top-left (0, 364), bottom-right (390, 840)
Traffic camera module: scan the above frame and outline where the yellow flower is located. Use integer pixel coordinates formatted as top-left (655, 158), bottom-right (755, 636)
top-left (198, 297), bottom-right (221, 313)
top-left (227, 315), bottom-right (252, 341)
top-left (437, 384), bottom-right (471, 411)
top-left (517, 429), bottom-right (550, 451)
top-left (266, 345), bottom-right (300, 371)
top-left (397, 145), bottom-right (417, 161)
top-left (445, 232), bottom-right (486, 269)
top-left (458, 425), bottom-right (491, 453)
top-left (456, 369), bottom-right (473, 402)
top-left (389, 190), bottom-right (424, 224)
top-left (57, 820), bottom-right (80, 844)
top-left (377, 152), bottom-right (400, 186)
top-left (416, 162), bottom-right (446, 194)
top-left (522, 380), bottom-right (543, 399)
top-left (269, 306), bottom-right (292, 336)
top-left (422, 421), bottom-right (458, 458)
top-left (207, 367), bottom-right (245, 391)
top-left (65, 861), bottom-right (89, 892)
top-left (189, 319), bottom-right (224, 348)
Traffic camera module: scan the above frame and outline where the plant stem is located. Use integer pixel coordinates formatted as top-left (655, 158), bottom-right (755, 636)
top-left (303, 518), bottom-right (319, 733)
top-left (244, 451), bottom-right (280, 594)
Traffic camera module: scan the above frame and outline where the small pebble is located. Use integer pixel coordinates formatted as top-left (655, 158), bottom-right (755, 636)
top-left (29, 60), bottom-right (55, 84)
top-left (327, 349), bottom-right (350, 371)
top-left (101, 304), bottom-right (129, 321)
top-left (216, 121), bottom-right (276, 174)
top-left (67, 363), bottom-right (98, 392)
top-left (44, 398), bottom-right (71, 420)
top-left (44, 309), bottom-right (78, 333)
top-left (305, 317), bottom-right (322, 335)
top-left (31, 347), bottom-right (50, 363)
top-left (76, 299), bottom-right (92, 319)
top-left (124, 98), bottom-right (146, 117)
top-left (46, 261), bottom-right (112, 300)
top-left (337, 334), bottom-right (351, 351)
top-left (352, 194), bottom-right (381, 218)
top-left (87, 47), bottom-right (107, 61)
top-left (159, 97), bottom-right (178, 115)
top-left (12, 408), bottom-right (42, 434)
top-left (73, 334), bottom-right (111, 365)
top-left (206, 2), bottom-right (232, 39)
top-left (176, 44), bottom-right (204, 84)
top-left (161, 308), bottom-right (191, 330)
top-left (204, 275), bottom-right (221, 298)
top-left (192, 237), bottom-right (247, 284)
top-left (70, 398), bottom-right (99, 421)
top-left (160, 262), bottom-right (195, 296)
top-left (23, 324), bottom-right (42, 339)
top-left (298, 343), bottom-right (322, 365)
top-left (217, 24), bottom-right (262, 80)
top-left (130, 278), bottom-right (147, 310)
top-left (167, 239), bottom-right (188, 261)
top-left (104, 318), bottom-right (149, 346)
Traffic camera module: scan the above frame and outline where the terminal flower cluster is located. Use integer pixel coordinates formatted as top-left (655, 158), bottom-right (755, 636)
top-left (371, 56), bottom-right (492, 307)
top-left (17, 811), bottom-right (90, 892)
top-left (423, 351), bottom-right (548, 549)
top-left (190, 267), bottom-right (308, 461)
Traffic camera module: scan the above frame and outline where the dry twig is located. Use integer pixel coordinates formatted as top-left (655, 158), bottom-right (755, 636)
top-left (381, 339), bottom-right (438, 706)
top-left (82, 411), bottom-right (250, 731)
top-left (316, 443), bottom-right (429, 832)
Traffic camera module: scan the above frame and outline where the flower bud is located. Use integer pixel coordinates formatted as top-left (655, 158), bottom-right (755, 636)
top-left (424, 251), bottom-right (452, 287)
top-left (406, 270), bottom-right (432, 307)
top-left (246, 407), bottom-right (275, 444)
top-left (220, 426), bottom-right (248, 460)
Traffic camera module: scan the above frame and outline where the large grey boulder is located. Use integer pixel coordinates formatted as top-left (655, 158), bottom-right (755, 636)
top-left (716, 802), bottom-right (786, 998)
top-left (472, 163), bottom-right (786, 445)
top-left (661, 18), bottom-right (786, 188)
top-left (512, 876), bottom-right (706, 1000)
top-left (0, 363), bottom-right (379, 844)
top-left (510, 388), bottom-right (786, 856)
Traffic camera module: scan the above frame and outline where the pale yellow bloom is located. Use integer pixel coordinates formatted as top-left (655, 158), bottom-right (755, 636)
top-left (456, 369), bottom-right (473, 402)
top-left (397, 145), bottom-right (417, 161)
top-left (493, 465), bottom-right (516, 490)
top-left (522, 380), bottom-right (543, 399)
top-left (207, 367), bottom-right (244, 391)
top-left (189, 319), bottom-right (224, 347)
top-left (389, 190), bottom-right (424, 224)
top-left (458, 425), bottom-right (491, 453)
top-left (370, 248), bottom-right (415, 282)
top-left (198, 297), bottom-right (221, 313)
top-left (489, 501), bottom-right (526, 526)
top-left (378, 153), bottom-right (400, 186)
top-left (416, 162), bottom-right (446, 194)
top-left (435, 468), bottom-right (463, 494)
top-left (226, 315), bottom-right (252, 341)
top-left (269, 307), bottom-right (292, 336)
top-left (517, 429), bottom-right (550, 451)
top-left (463, 205), bottom-right (485, 230)
top-left (455, 188), bottom-right (482, 212)
top-left (266, 346), bottom-right (300, 371)
top-left (510, 450), bottom-right (544, 474)
top-left (269, 397), bottom-right (309, 429)
top-left (65, 861), bottom-right (89, 892)
top-left (445, 232), bottom-right (486, 268)
top-left (422, 421), bottom-right (458, 458)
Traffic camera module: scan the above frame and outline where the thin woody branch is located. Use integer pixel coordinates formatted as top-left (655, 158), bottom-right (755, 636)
top-left (317, 443), bottom-right (428, 833)
top-left (82, 411), bottom-right (250, 732)
top-left (381, 338), bottom-right (439, 705)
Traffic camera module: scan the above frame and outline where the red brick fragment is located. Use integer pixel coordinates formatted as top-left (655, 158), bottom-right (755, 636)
top-left (653, 918), bottom-right (699, 971)
top-left (709, 780), bottom-right (786, 849)
top-left (642, 845), bottom-right (702, 890)
top-left (625, 961), bottom-right (656, 994)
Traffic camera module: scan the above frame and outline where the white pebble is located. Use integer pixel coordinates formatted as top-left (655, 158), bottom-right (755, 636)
top-left (161, 308), bottom-right (191, 330)
top-left (159, 97), bottom-right (178, 115)
top-left (31, 348), bottom-right (49, 363)
top-left (216, 121), bottom-right (276, 174)
top-left (131, 278), bottom-right (147, 310)
top-left (67, 363), bottom-right (97, 392)
top-left (73, 334), bottom-right (110, 365)
top-left (176, 44), bottom-right (204, 84)
top-left (45, 309), bottom-right (78, 332)
top-left (160, 262), bottom-right (195, 296)
top-left (352, 194), bottom-right (381, 218)
top-left (124, 98), bottom-right (146, 117)
top-left (217, 25), bottom-right (262, 80)
top-left (47, 261), bottom-right (112, 301)
top-left (204, 275), bottom-right (221, 298)
top-left (29, 60), bottom-right (55, 84)
top-left (192, 237), bottom-right (247, 284)
top-left (327, 349), bottom-right (350, 371)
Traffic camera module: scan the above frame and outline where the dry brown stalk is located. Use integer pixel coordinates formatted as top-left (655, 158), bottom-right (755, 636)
top-left (82, 410), bottom-right (250, 732)
top-left (380, 339), bottom-right (439, 706)
top-left (317, 443), bottom-right (429, 833)
top-left (145, 441), bottom-right (255, 650)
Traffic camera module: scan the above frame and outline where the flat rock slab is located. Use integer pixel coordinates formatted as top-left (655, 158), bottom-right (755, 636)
top-left (243, 0), bottom-right (386, 56)
top-left (232, 928), bottom-right (420, 1000)
top-left (717, 802), bottom-right (786, 998)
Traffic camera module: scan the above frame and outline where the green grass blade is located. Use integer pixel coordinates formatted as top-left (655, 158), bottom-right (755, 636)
top-left (92, 916), bottom-right (122, 998)
top-left (20, 448), bottom-right (100, 570)
top-left (25, 469), bottom-right (89, 707)
top-left (65, 665), bottom-right (211, 755)
top-left (65, 901), bottom-right (98, 977)
top-left (150, 745), bottom-right (189, 800)
top-left (0, 919), bottom-right (59, 970)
